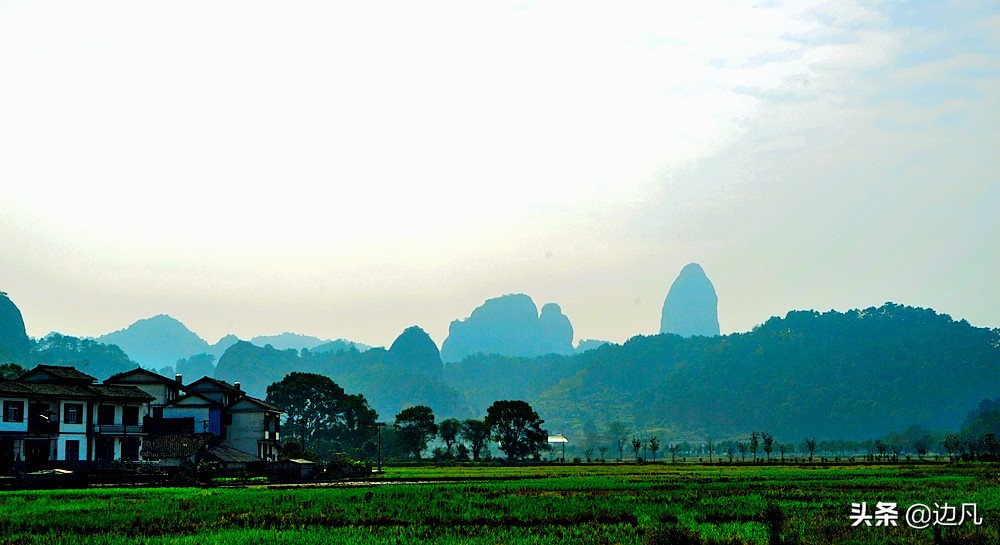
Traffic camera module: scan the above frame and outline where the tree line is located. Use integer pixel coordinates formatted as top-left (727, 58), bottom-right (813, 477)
top-left (266, 372), bottom-right (549, 463)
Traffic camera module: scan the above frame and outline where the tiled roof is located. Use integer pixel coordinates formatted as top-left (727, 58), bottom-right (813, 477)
top-left (0, 380), bottom-right (94, 398)
top-left (89, 385), bottom-right (155, 402)
top-left (186, 376), bottom-right (242, 392)
top-left (0, 379), bottom-right (152, 401)
top-left (170, 392), bottom-right (223, 407)
top-left (229, 396), bottom-right (285, 413)
top-left (19, 365), bottom-right (97, 383)
top-left (204, 444), bottom-right (261, 464)
top-left (105, 367), bottom-right (177, 385)
top-left (142, 434), bottom-right (210, 458)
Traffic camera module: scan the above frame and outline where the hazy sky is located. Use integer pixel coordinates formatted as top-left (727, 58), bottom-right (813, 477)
top-left (2, 1), bottom-right (998, 349)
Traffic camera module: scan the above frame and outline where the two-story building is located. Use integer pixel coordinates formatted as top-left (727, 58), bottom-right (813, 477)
top-left (0, 365), bottom-right (285, 474)
top-left (0, 365), bottom-right (154, 472)
top-left (106, 370), bottom-right (283, 463)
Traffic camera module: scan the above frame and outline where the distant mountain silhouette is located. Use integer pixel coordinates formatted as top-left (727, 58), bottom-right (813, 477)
top-left (215, 340), bottom-right (299, 395)
top-left (311, 339), bottom-right (372, 354)
top-left (216, 330), bottom-right (471, 420)
top-left (574, 339), bottom-right (610, 353)
top-left (660, 263), bottom-right (720, 337)
top-left (97, 315), bottom-right (214, 370)
top-left (440, 294), bottom-right (575, 363)
top-left (0, 292), bottom-right (31, 363)
top-left (388, 326), bottom-right (443, 377)
top-left (210, 335), bottom-right (242, 358)
top-left (250, 332), bottom-right (330, 351)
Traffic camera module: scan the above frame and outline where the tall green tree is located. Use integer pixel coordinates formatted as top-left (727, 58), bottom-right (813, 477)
top-left (394, 405), bottom-right (438, 459)
top-left (607, 421), bottom-right (630, 462)
top-left (804, 438), bottom-right (817, 462)
top-left (438, 418), bottom-right (462, 456)
top-left (648, 435), bottom-right (659, 462)
top-left (484, 400), bottom-right (548, 461)
top-left (461, 419), bottom-right (491, 461)
top-left (761, 432), bottom-right (774, 462)
top-left (266, 372), bottom-right (377, 457)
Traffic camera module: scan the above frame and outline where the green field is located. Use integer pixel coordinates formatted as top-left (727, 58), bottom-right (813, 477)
top-left (0, 463), bottom-right (996, 544)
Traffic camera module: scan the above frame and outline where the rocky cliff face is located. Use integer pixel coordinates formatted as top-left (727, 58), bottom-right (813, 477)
top-left (440, 294), bottom-right (574, 363)
top-left (539, 303), bottom-right (574, 354)
top-left (659, 263), bottom-right (720, 337)
top-left (0, 292), bottom-right (31, 363)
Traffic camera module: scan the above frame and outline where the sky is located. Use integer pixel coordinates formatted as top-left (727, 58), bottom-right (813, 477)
top-left (1, 1), bottom-right (998, 349)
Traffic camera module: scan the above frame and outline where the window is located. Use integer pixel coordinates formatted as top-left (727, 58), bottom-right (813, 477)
top-left (65, 440), bottom-right (80, 461)
top-left (63, 403), bottom-right (83, 424)
top-left (122, 406), bottom-right (139, 427)
top-left (3, 401), bottom-right (24, 423)
top-left (97, 405), bottom-right (115, 426)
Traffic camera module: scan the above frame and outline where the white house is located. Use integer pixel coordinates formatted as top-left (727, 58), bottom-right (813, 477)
top-left (0, 365), bottom-right (154, 471)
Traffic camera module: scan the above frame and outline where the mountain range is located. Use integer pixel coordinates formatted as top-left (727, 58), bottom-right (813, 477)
top-left (5, 263), bottom-right (997, 445)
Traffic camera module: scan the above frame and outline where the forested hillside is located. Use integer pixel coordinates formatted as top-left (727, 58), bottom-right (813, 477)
top-left (450, 303), bottom-right (1000, 442)
top-left (216, 332), bottom-right (471, 422)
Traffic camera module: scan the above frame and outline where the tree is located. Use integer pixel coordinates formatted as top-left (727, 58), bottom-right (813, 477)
top-left (707, 437), bottom-right (714, 463)
top-left (762, 432), bottom-right (774, 462)
top-left (598, 446), bottom-right (608, 461)
top-left (394, 405), bottom-right (438, 459)
top-left (460, 419), bottom-right (491, 461)
top-left (175, 353), bottom-right (216, 379)
top-left (668, 442), bottom-right (681, 463)
top-left (266, 372), bottom-right (377, 456)
top-left (749, 432), bottom-right (760, 463)
top-left (874, 439), bottom-right (887, 462)
top-left (281, 437), bottom-right (306, 459)
top-left (805, 438), bottom-right (817, 462)
top-left (607, 421), bottom-right (630, 462)
top-left (944, 434), bottom-right (961, 462)
top-left (648, 436), bottom-right (660, 462)
top-left (778, 443), bottom-right (787, 462)
top-left (726, 443), bottom-right (735, 463)
top-left (0, 362), bottom-right (25, 379)
top-left (738, 441), bottom-right (747, 462)
top-left (631, 437), bottom-right (642, 462)
top-left (439, 418), bottom-right (462, 456)
top-left (485, 400), bottom-right (548, 461)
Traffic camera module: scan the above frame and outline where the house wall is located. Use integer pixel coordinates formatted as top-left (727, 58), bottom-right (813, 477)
top-left (163, 405), bottom-right (213, 434)
top-left (56, 436), bottom-right (86, 461)
top-left (58, 399), bottom-right (88, 461)
top-left (59, 400), bottom-right (88, 433)
top-left (227, 411), bottom-right (265, 457)
top-left (133, 383), bottom-right (174, 408)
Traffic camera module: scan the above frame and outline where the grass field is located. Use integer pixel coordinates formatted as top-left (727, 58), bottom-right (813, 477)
top-left (0, 463), bottom-right (996, 544)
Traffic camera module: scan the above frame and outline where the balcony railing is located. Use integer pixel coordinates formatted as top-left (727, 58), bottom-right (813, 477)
top-left (91, 424), bottom-right (143, 435)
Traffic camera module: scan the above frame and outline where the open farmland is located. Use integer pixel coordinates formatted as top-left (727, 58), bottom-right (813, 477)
top-left (0, 463), bottom-right (997, 544)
